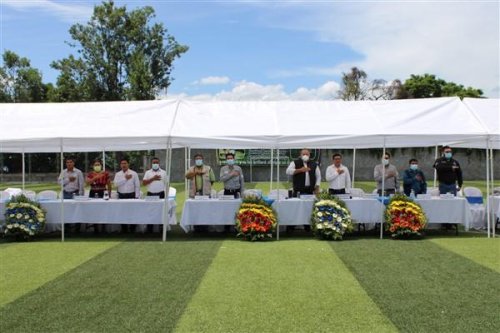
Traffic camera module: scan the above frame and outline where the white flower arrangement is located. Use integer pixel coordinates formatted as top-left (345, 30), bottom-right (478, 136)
top-left (310, 195), bottom-right (354, 240)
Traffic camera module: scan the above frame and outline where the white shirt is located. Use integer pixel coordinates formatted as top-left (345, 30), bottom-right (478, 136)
top-left (113, 169), bottom-right (140, 198)
top-left (286, 161), bottom-right (321, 187)
top-left (143, 168), bottom-right (167, 193)
top-left (325, 164), bottom-right (352, 193)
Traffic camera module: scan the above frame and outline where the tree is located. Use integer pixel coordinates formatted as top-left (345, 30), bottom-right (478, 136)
top-left (0, 50), bottom-right (49, 102)
top-left (338, 67), bottom-right (399, 100)
top-left (396, 74), bottom-right (483, 99)
top-left (338, 67), bottom-right (368, 101)
top-left (51, 0), bottom-right (188, 101)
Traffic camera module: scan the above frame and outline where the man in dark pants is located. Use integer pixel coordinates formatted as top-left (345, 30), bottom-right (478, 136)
top-left (433, 146), bottom-right (462, 196)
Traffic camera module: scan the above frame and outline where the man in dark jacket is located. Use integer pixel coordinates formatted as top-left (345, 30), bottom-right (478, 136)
top-left (433, 146), bottom-right (463, 196)
top-left (403, 158), bottom-right (427, 196)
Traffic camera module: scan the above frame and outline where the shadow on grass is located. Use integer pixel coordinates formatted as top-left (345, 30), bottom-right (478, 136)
top-left (330, 238), bottom-right (500, 332)
top-left (0, 239), bottom-right (223, 332)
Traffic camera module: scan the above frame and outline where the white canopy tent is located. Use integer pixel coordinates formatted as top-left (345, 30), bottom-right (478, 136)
top-left (0, 97), bottom-right (494, 240)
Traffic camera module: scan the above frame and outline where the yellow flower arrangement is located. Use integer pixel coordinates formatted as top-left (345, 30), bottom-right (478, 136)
top-left (385, 194), bottom-right (427, 239)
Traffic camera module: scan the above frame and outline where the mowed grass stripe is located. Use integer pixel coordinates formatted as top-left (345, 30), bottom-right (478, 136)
top-left (175, 240), bottom-right (397, 333)
top-left (429, 238), bottom-right (500, 273)
top-left (0, 240), bottom-right (222, 333)
top-left (331, 239), bottom-right (500, 332)
top-left (0, 240), bottom-right (121, 307)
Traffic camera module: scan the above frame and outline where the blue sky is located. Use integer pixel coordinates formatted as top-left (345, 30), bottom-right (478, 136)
top-left (1, 0), bottom-right (499, 100)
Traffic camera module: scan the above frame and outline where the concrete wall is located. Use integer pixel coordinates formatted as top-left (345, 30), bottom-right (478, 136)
top-left (1, 148), bottom-right (498, 183)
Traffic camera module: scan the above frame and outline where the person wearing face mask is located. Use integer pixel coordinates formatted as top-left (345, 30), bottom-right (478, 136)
top-left (374, 152), bottom-right (399, 196)
top-left (85, 159), bottom-right (112, 198)
top-left (286, 148), bottom-right (321, 197)
top-left (403, 158), bottom-right (427, 197)
top-left (433, 146), bottom-right (462, 195)
top-left (185, 153), bottom-right (216, 198)
top-left (143, 157), bottom-right (167, 198)
top-left (220, 152), bottom-right (244, 198)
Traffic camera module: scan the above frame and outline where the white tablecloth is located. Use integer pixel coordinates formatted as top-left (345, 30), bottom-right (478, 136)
top-left (272, 198), bottom-right (385, 225)
top-left (488, 196), bottom-right (500, 219)
top-left (0, 199), bottom-right (177, 225)
top-left (415, 197), bottom-right (471, 229)
top-left (180, 199), bottom-right (242, 232)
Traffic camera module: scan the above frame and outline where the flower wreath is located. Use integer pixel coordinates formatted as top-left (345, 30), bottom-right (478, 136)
top-left (385, 194), bottom-right (427, 239)
top-left (4, 194), bottom-right (46, 240)
top-left (235, 196), bottom-right (277, 241)
top-left (310, 193), bottom-right (354, 240)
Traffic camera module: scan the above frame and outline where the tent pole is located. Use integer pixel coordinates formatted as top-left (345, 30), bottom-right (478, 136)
top-left (163, 139), bottom-right (173, 242)
top-left (491, 147), bottom-right (496, 238)
top-left (276, 148), bottom-right (280, 241)
top-left (486, 142), bottom-right (490, 238)
top-left (22, 151), bottom-right (25, 191)
top-left (380, 142), bottom-right (386, 240)
top-left (270, 149), bottom-right (274, 194)
top-left (433, 145), bottom-right (438, 187)
top-left (102, 151), bottom-right (106, 170)
top-left (352, 148), bottom-right (356, 188)
top-left (60, 140), bottom-right (65, 242)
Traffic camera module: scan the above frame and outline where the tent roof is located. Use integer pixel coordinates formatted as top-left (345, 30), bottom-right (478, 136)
top-left (0, 97), bottom-right (492, 152)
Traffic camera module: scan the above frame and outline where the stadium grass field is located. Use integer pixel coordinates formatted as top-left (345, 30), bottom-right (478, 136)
top-left (1, 181), bottom-right (499, 332)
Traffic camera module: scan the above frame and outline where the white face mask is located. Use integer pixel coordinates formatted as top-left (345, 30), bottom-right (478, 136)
top-left (227, 159), bottom-right (235, 165)
top-left (152, 163), bottom-right (160, 171)
top-left (301, 155), bottom-right (310, 162)
top-left (382, 159), bottom-right (389, 166)
top-left (195, 159), bottom-right (203, 167)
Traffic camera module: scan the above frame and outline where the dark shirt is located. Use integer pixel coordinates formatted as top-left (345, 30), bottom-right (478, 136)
top-left (433, 157), bottom-right (463, 187)
top-left (402, 168), bottom-right (427, 196)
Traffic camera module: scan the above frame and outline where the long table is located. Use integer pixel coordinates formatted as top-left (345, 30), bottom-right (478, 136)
top-left (180, 199), bottom-right (242, 232)
top-left (0, 198), bottom-right (177, 225)
top-left (415, 197), bottom-right (472, 230)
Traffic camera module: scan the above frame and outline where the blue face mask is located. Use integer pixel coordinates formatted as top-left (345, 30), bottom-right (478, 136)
top-left (444, 152), bottom-right (452, 159)
top-left (195, 159), bottom-right (203, 167)
top-left (410, 164), bottom-right (418, 171)
top-left (227, 159), bottom-right (235, 165)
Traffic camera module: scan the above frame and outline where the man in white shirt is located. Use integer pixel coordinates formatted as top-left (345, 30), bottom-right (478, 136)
top-left (143, 157), bottom-right (167, 198)
top-left (286, 148), bottom-right (321, 197)
top-left (325, 153), bottom-right (351, 195)
top-left (113, 158), bottom-right (140, 199)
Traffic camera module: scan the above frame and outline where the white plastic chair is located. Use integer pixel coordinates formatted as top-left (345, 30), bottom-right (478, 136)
top-left (493, 187), bottom-right (500, 195)
top-left (268, 189), bottom-right (288, 199)
top-left (37, 190), bottom-right (58, 200)
top-left (349, 188), bottom-right (365, 197)
top-left (22, 190), bottom-right (36, 200)
top-left (427, 187), bottom-right (440, 197)
top-left (0, 190), bottom-right (10, 201)
top-left (243, 189), bottom-right (262, 199)
top-left (463, 187), bottom-right (486, 229)
top-left (168, 187), bottom-right (177, 199)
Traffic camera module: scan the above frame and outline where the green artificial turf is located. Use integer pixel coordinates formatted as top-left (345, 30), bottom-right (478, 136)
top-left (430, 237), bottom-right (500, 273)
top-left (174, 239), bottom-right (397, 333)
top-left (0, 240), bottom-right (222, 333)
top-left (331, 239), bottom-right (500, 332)
top-left (0, 240), bottom-right (121, 307)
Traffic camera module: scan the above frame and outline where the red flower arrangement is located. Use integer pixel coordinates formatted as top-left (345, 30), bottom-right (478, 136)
top-left (236, 196), bottom-right (277, 241)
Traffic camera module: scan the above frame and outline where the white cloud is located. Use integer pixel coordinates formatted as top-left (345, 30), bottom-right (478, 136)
top-left (164, 80), bottom-right (340, 101)
top-left (263, 2), bottom-right (500, 97)
top-left (3, 0), bottom-right (92, 23)
top-left (193, 76), bottom-right (231, 85)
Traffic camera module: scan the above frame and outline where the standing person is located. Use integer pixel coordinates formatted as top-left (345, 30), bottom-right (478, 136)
top-left (114, 158), bottom-right (141, 199)
top-left (219, 152), bottom-right (244, 198)
top-left (403, 158), bottom-right (427, 197)
top-left (85, 159), bottom-right (112, 198)
top-left (114, 158), bottom-right (140, 233)
top-left (143, 157), bottom-right (167, 198)
top-left (325, 153), bottom-right (351, 195)
top-left (58, 157), bottom-right (84, 199)
top-left (185, 153), bottom-right (215, 198)
top-left (374, 152), bottom-right (399, 196)
top-left (286, 148), bottom-right (321, 197)
top-left (433, 146), bottom-right (462, 196)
